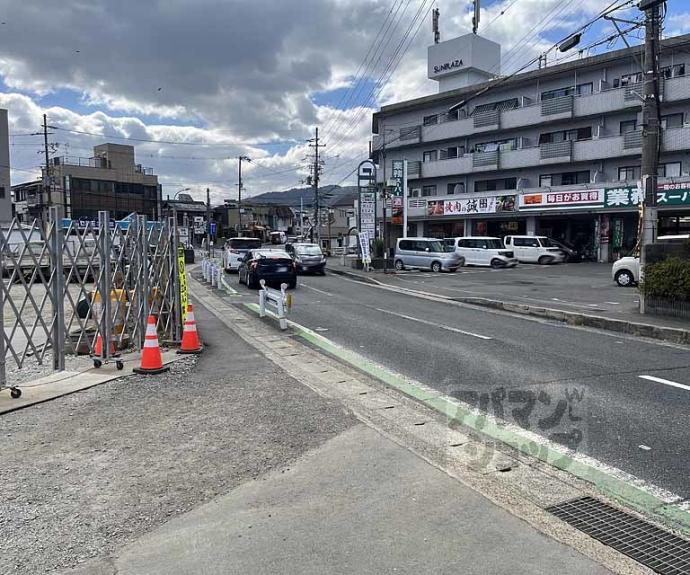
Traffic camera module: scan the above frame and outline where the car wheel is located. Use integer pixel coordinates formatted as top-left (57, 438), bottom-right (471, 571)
top-left (538, 256), bottom-right (554, 265)
top-left (394, 259), bottom-right (404, 271)
top-left (238, 270), bottom-right (245, 284)
top-left (490, 259), bottom-right (504, 269)
top-left (615, 270), bottom-right (634, 287)
top-left (431, 261), bottom-right (442, 273)
top-left (288, 279), bottom-right (297, 289)
top-left (247, 272), bottom-right (258, 289)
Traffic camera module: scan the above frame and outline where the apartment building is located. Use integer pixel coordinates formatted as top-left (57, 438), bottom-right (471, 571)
top-left (20, 143), bottom-right (161, 222)
top-left (372, 32), bottom-right (690, 262)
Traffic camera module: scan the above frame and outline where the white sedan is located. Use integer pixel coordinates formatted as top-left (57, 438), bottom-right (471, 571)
top-left (612, 256), bottom-right (639, 287)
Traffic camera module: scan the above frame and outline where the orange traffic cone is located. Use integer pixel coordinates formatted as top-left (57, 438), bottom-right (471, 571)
top-left (178, 304), bottom-right (203, 354)
top-left (133, 315), bottom-right (170, 375)
top-left (94, 334), bottom-right (116, 357)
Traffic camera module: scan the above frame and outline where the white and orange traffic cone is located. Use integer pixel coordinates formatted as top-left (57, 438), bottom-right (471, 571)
top-left (178, 304), bottom-right (203, 354)
top-left (133, 315), bottom-right (170, 375)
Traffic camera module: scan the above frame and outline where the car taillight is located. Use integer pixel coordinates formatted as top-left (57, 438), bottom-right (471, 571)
top-left (250, 262), bottom-right (258, 270)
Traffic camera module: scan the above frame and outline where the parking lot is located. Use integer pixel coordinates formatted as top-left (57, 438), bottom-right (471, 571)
top-left (333, 261), bottom-right (658, 323)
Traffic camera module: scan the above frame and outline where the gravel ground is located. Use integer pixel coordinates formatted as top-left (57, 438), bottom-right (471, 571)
top-left (0, 303), bottom-right (356, 574)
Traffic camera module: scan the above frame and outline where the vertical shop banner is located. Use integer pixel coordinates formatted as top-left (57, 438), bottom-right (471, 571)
top-left (177, 246), bottom-right (188, 323)
top-left (358, 232), bottom-right (371, 264)
top-left (357, 160), bottom-right (377, 240)
top-left (390, 160), bottom-right (405, 225)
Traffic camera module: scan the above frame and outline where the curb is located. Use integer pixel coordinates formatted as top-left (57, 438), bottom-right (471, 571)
top-left (328, 268), bottom-right (690, 345)
top-left (451, 297), bottom-right (690, 345)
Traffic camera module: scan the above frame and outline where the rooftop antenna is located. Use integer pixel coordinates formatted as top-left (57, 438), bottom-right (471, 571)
top-left (472, 0), bottom-right (480, 35)
top-left (432, 7), bottom-right (440, 44)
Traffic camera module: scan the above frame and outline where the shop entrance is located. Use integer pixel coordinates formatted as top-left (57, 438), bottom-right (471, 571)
top-left (537, 215), bottom-right (597, 260)
top-left (475, 219), bottom-right (525, 238)
top-left (424, 220), bottom-right (464, 238)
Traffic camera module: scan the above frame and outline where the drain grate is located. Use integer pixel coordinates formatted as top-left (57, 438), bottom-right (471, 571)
top-left (546, 497), bottom-right (690, 574)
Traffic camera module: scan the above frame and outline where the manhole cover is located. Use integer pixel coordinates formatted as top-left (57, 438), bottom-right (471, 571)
top-left (547, 496), bottom-right (690, 574)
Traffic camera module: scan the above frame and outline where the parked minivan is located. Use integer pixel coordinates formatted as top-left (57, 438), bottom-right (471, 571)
top-left (446, 237), bottom-right (518, 268)
top-left (503, 235), bottom-right (565, 264)
top-left (394, 238), bottom-right (464, 272)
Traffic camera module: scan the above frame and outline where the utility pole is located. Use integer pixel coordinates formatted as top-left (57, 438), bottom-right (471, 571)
top-left (309, 127), bottom-right (322, 246)
top-left (639, 0), bottom-right (662, 313)
top-left (42, 114), bottom-right (52, 215)
top-left (206, 187), bottom-right (211, 256)
top-left (237, 155), bottom-right (251, 234)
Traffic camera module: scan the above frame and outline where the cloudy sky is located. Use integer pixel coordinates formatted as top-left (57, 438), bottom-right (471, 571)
top-left (0, 0), bottom-right (687, 205)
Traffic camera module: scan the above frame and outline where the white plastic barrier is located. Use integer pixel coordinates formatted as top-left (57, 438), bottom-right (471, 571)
top-left (258, 279), bottom-right (289, 330)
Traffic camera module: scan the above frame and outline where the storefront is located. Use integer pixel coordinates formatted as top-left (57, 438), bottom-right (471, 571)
top-left (423, 194), bottom-right (518, 238)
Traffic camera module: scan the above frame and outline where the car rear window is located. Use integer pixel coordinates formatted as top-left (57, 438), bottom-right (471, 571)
top-left (229, 238), bottom-right (262, 250)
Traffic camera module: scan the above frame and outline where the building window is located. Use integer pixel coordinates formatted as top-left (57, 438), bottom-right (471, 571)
top-left (659, 162), bottom-right (682, 178)
top-left (619, 120), bottom-right (637, 134)
top-left (439, 146), bottom-right (460, 160)
top-left (561, 171), bottom-right (590, 185)
top-left (540, 171), bottom-right (589, 186)
top-left (661, 113), bottom-right (684, 129)
top-left (613, 72), bottom-right (643, 88)
top-left (423, 150), bottom-right (438, 163)
top-left (447, 183), bottom-right (465, 195)
top-left (474, 138), bottom-right (517, 153)
top-left (423, 114), bottom-right (438, 126)
top-left (539, 126), bottom-right (592, 144)
top-left (474, 178), bottom-right (517, 192)
top-left (618, 166), bottom-right (641, 181)
top-left (662, 64), bottom-right (685, 79)
top-left (0, 187), bottom-right (5, 199)
top-left (422, 185), bottom-right (437, 197)
top-left (541, 83), bottom-right (593, 100)
top-left (471, 98), bottom-right (519, 115)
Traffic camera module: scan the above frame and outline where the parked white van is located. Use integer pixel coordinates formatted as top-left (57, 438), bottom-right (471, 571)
top-left (445, 237), bottom-right (518, 268)
top-left (503, 235), bottom-right (565, 264)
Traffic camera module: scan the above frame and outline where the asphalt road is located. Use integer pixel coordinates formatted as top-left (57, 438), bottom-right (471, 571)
top-left (229, 270), bottom-right (690, 499)
top-left (341, 262), bottom-right (650, 320)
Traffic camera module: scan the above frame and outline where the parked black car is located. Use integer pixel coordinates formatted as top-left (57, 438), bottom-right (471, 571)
top-left (238, 249), bottom-right (297, 289)
top-left (285, 243), bottom-right (326, 274)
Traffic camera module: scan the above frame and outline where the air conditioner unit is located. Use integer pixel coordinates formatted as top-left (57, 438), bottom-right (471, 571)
top-left (410, 188), bottom-right (421, 198)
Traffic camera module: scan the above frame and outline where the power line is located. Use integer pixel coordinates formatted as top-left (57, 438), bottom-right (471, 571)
top-left (51, 126), bottom-right (296, 148)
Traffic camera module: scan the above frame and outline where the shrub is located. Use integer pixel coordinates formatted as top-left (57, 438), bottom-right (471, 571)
top-left (372, 238), bottom-right (385, 258)
top-left (641, 257), bottom-right (690, 301)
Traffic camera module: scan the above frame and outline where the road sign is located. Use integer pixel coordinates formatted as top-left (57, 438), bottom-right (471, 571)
top-left (209, 222), bottom-right (217, 235)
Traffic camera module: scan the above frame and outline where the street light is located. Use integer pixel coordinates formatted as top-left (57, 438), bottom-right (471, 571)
top-left (172, 187), bottom-right (191, 200)
top-left (238, 156), bottom-right (251, 233)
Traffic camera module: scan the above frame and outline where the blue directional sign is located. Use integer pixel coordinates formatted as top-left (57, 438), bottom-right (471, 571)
top-left (209, 222), bottom-right (217, 235)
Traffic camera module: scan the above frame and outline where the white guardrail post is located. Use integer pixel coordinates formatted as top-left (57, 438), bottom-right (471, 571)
top-left (258, 279), bottom-right (289, 330)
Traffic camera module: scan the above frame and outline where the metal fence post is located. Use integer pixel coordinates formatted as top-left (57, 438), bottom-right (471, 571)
top-left (0, 240), bottom-right (6, 391)
top-left (49, 207), bottom-right (65, 371)
top-left (98, 211), bottom-right (112, 360)
top-left (170, 216), bottom-right (182, 343)
top-left (139, 215), bottom-right (149, 335)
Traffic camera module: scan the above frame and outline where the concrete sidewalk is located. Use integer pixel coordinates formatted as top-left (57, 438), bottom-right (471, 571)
top-left (112, 424), bottom-right (611, 575)
top-left (328, 259), bottom-right (690, 344)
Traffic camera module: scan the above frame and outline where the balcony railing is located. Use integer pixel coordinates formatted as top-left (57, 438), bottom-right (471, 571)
top-left (541, 95), bottom-right (573, 117)
top-left (473, 110), bottom-right (500, 129)
top-left (623, 130), bottom-right (642, 149)
top-left (473, 150), bottom-right (499, 169)
top-left (407, 160), bottom-right (422, 179)
top-left (540, 140), bottom-right (573, 161)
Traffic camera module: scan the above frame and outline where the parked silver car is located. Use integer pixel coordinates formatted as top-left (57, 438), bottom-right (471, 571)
top-left (394, 238), bottom-right (464, 272)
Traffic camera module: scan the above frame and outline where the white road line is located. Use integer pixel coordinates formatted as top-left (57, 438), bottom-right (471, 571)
top-left (374, 308), bottom-right (493, 340)
top-left (639, 374), bottom-right (690, 392)
top-left (301, 283), bottom-right (334, 297)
